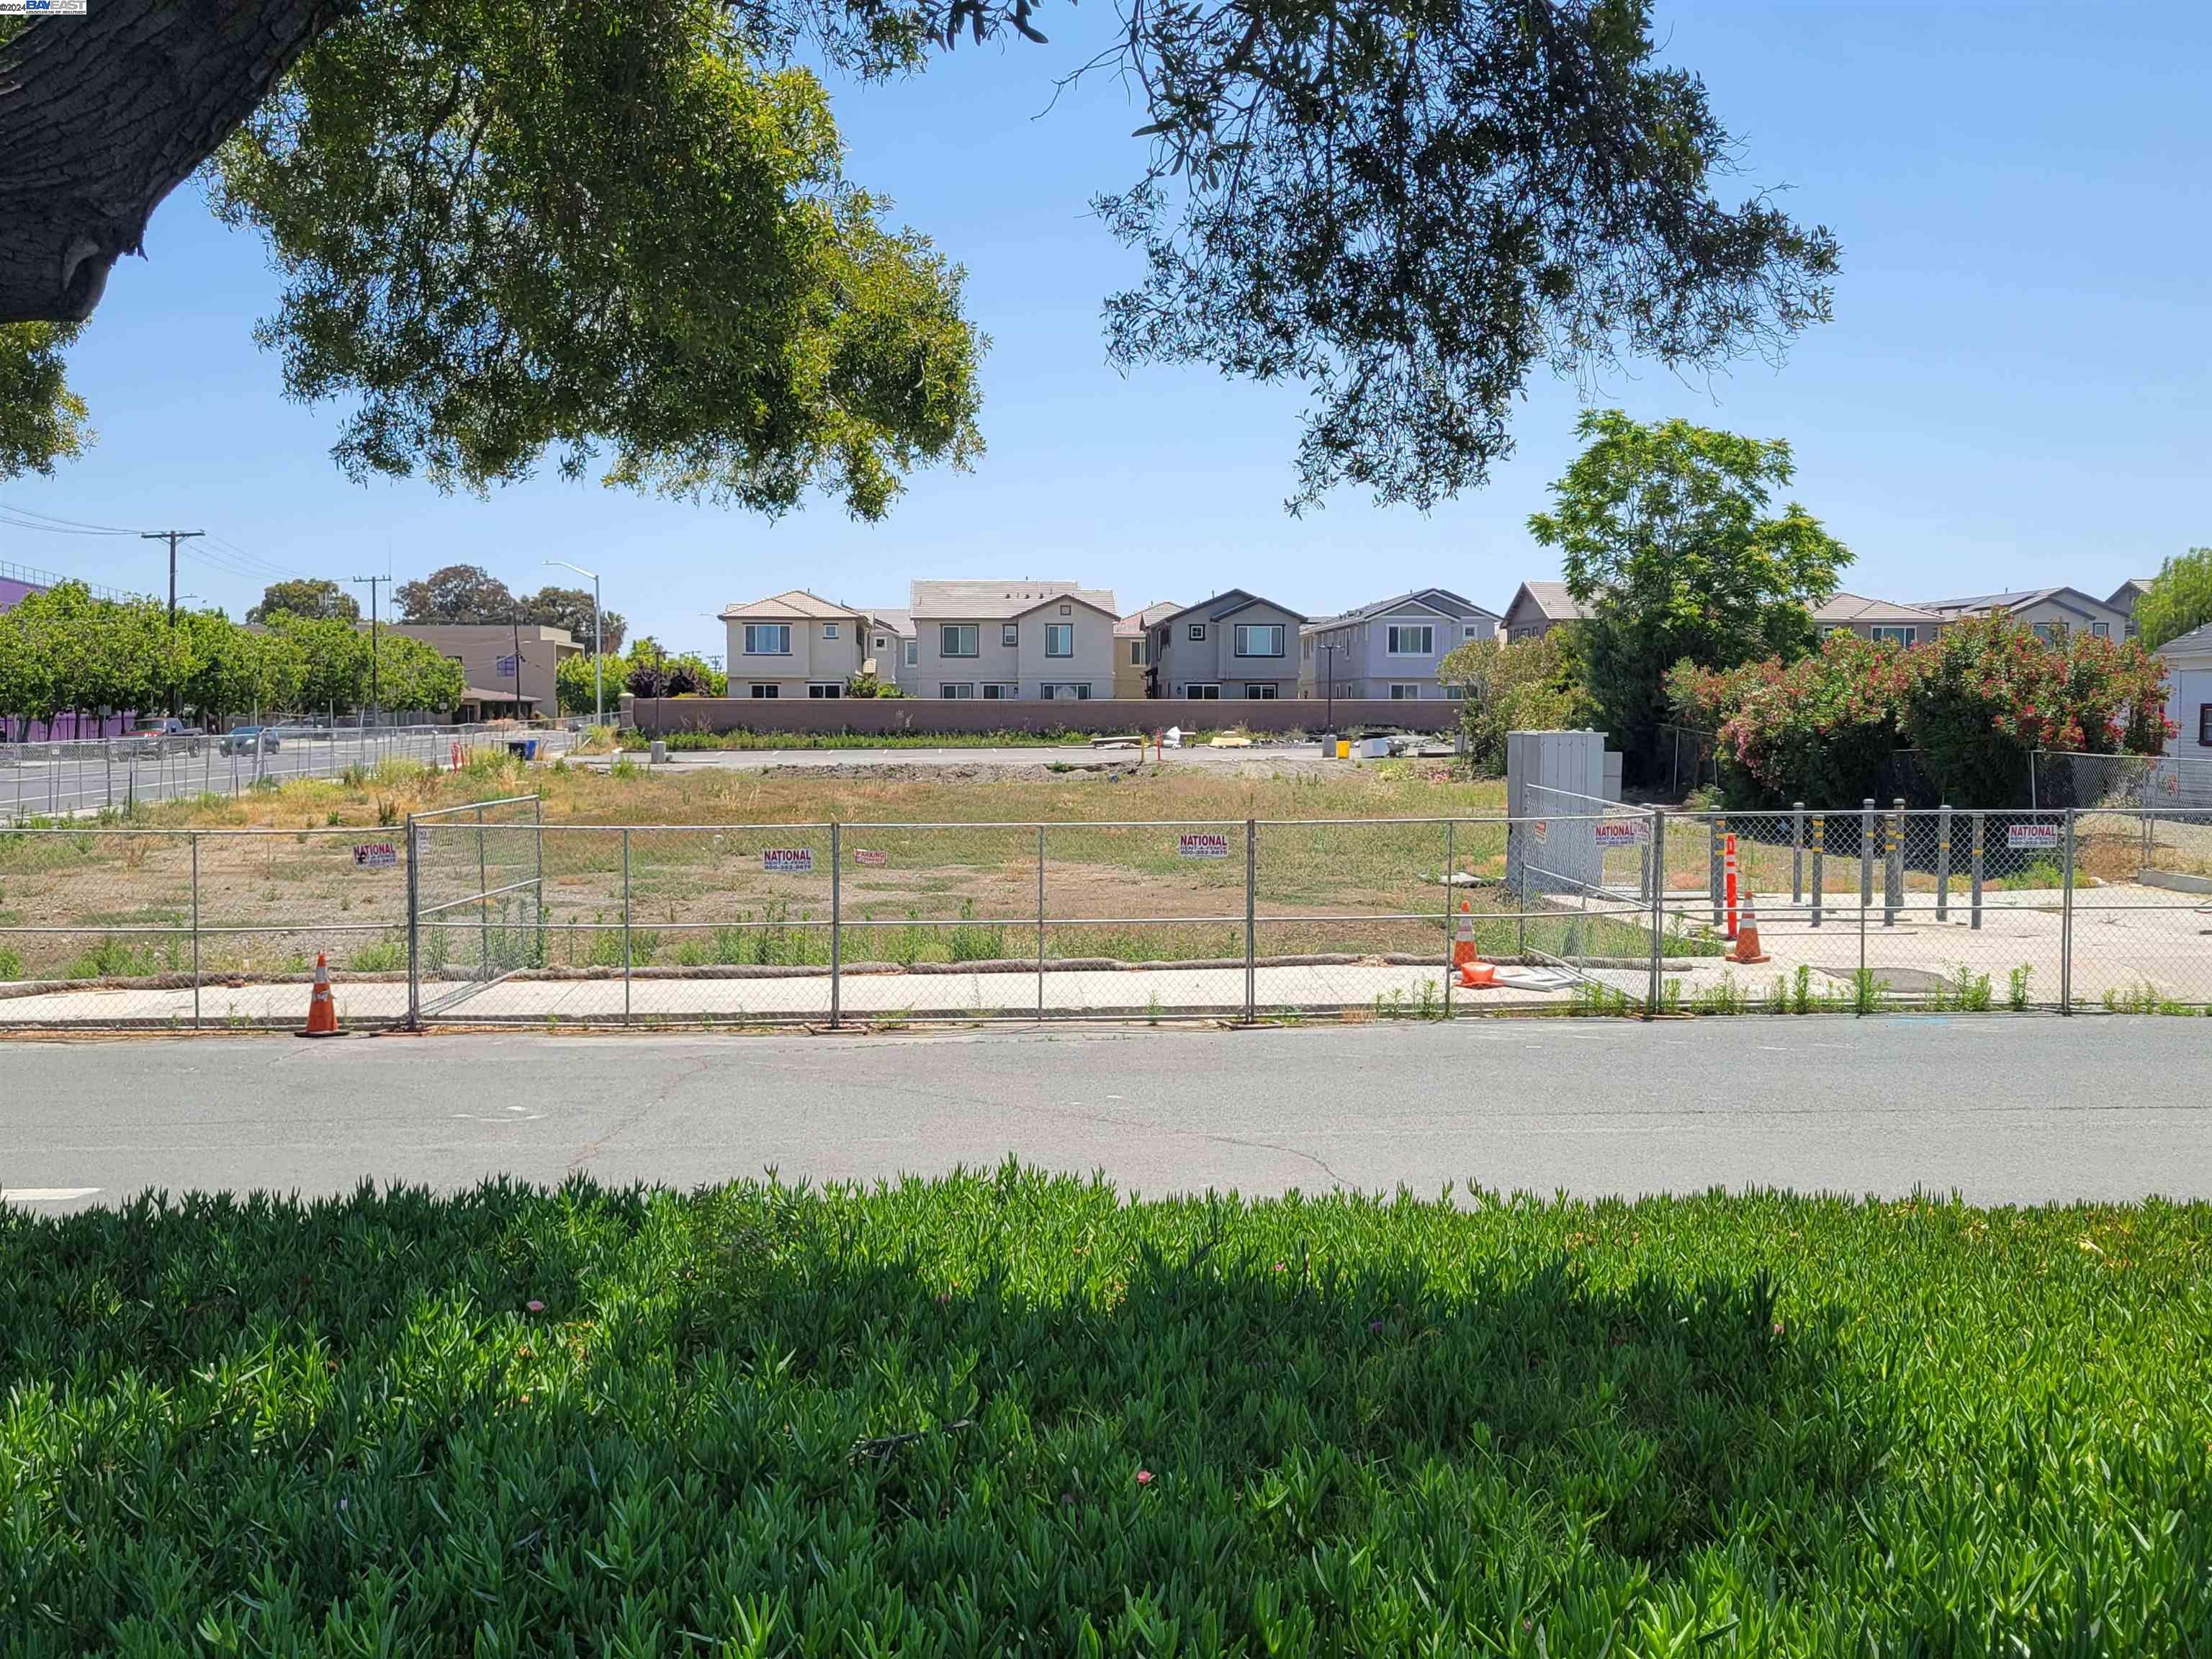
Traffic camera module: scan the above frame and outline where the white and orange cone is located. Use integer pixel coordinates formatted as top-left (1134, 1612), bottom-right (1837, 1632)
top-left (300, 951), bottom-right (341, 1037)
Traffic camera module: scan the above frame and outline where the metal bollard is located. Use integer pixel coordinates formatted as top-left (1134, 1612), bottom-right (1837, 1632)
top-left (1810, 815), bottom-right (1825, 928)
top-left (1709, 817), bottom-right (1725, 929)
top-left (1935, 804), bottom-right (1951, 922)
top-left (1885, 797), bottom-right (1905, 927)
top-left (1969, 811), bottom-right (1984, 930)
top-left (1791, 802), bottom-right (1804, 904)
top-left (1860, 800), bottom-right (1875, 915)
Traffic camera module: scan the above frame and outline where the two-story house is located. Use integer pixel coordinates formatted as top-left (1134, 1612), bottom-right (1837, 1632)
top-left (1811, 592), bottom-right (1947, 646)
top-left (909, 580), bottom-right (1119, 701)
top-left (1114, 601), bottom-right (1181, 700)
top-left (718, 590), bottom-right (870, 698)
top-left (2106, 579), bottom-right (2156, 640)
top-left (1499, 581), bottom-right (1587, 642)
top-left (861, 608), bottom-right (919, 693)
top-left (1915, 588), bottom-right (2129, 642)
top-left (1148, 590), bottom-right (1307, 700)
top-left (1297, 588), bottom-right (1500, 701)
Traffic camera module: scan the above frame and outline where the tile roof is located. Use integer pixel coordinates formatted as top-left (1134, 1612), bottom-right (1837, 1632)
top-left (1161, 588), bottom-right (1308, 626)
top-left (2157, 621), bottom-right (2212, 658)
top-left (1305, 588), bottom-right (1501, 630)
top-left (717, 588), bottom-right (863, 621)
top-left (909, 580), bottom-right (1118, 619)
top-left (865, 608), bottom-right (912, 635)
top-left (1507, 580), bottom-right (1587, 622)
top-left (1812, 592), bottom-right (1946, 626)
top-left (1115, 600), bottom-right (1182, 637)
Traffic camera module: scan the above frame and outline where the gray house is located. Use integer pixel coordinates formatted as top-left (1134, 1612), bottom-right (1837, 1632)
top-left (909, 580), bottom-right (1119, 701)
top-left (1915, 587), bottom-right (2128, 642)
top-left (1501, 580), bottom-right (1587, 642)
top-left (862, 608), bottom-right (918, 693)
top-left (1148, 589), bottom-right (1307, 700)
top-left (1298, 588), bottom-right (1500, 701)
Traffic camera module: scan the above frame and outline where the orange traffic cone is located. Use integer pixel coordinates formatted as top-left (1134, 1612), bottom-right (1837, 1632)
top-left (300, 951), bottom-right (341, 1037)
top-left (1452, 900), bottom-right (1498, 988)
top-left (1727, 903), bottom-right (1771, 965)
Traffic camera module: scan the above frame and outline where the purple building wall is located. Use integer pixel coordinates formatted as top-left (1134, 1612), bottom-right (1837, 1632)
top-left (0, 575), bottom-right (136, 740)
top-left (0, 576), bottom-right (39, 611)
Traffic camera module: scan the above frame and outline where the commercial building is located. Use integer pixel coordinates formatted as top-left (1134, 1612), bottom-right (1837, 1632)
top-left (1298, 588), bottom-right (1499, 701)
top-left (387, 623), bottom-right (578, 719)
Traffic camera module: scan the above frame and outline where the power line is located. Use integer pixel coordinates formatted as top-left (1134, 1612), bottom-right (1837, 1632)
top-left (0, 498), bottom-right (141, 535)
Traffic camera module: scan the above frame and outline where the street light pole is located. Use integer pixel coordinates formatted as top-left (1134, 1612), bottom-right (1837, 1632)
top-left (544, 559), bottom-right (603, 725)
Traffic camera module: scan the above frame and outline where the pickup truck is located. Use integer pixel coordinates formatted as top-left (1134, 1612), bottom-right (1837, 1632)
top-left (122, 719), bottom-right (204, 757)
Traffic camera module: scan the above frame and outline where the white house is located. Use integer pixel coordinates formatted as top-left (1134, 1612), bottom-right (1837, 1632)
top-left (1298, 588), bottom-right (1500, 701)
top-left (2162, 621), bottom-right (2212, 761)
top-left (909, 580), bottom-right (1119, 701)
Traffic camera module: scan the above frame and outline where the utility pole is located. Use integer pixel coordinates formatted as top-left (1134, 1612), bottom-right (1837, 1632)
top-left (511, 612), bottom-right (525, 718)
top-left (1321, 641), bottom-right (1339, 735)
top-left (351, 574), bottom-right (390, 727)
top-left (544, 560), bottom-right (602, 725)
top-left (140, 530), bottom-right (204, 621)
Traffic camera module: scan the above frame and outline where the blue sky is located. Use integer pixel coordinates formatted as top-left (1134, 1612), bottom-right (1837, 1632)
top-left (4, 1), bottom-right (2206, 655)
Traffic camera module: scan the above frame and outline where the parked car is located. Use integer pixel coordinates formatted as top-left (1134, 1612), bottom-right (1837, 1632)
top-left (122, 719), bottom-right (204, 757)
top-left (218, 726), bottom-right (280, 756)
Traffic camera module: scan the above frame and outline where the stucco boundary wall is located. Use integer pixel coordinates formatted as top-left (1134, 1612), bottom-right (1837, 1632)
top-left (624, 697), bottom-right (1444, 738)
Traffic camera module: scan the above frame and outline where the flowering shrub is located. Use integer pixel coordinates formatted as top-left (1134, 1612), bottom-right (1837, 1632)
top-left (1672, 619), bottom-right (2172, 807)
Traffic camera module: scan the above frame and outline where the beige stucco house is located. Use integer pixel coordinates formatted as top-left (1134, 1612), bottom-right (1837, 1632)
top-left (1812, 593), bottom-right (1946, 646)
top-left (1114, 601), bottom-right (1181, 699)
top-left (718, 590), bottom-right (871, 698)
top-left (909, 580), bottom-right (1119, 701)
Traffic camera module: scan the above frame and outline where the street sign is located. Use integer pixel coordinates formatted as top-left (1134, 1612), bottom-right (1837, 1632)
top-left (760, 848), bottom-right (814, 873)
top-left (351, 842), bottom-right (398, 870)
top-left (2007, 822), bottom-right (2062, 852)
top-left (1177, 832), bottom-right (1231, 859)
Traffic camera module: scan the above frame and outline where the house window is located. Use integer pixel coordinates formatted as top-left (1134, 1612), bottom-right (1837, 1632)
top-left (904, 639), bottom-right (917, 667)
top-left (1444, 685), bottom-right (1467, 701)
top-left (1187, 623), bottom-right (1208, 642)
top-left (1389, 683), bottom-right (1422, 701)
top-left (807, 683), bottom-right (842, 698)
top-left (748, 683), bottom-right (781, 699)
top-left (1385, 625), bottom-right (1434, 656)
top-left (1870, 626), bottom-right (1917, 646)
top-left (1244, 684), bottom-right (1279, 700)
top-left (2200, 704), bottom-right (2212, 747)
top-left (873, 634), bottom-right (888, 649)
top-left (2092, 621), bottom-right (2110, 639)
top-left (1058, 604), bottom-right (1071, 616)
top-left (1464, 625), bottom-right (1482, 638)
top-left (940, 624), bottom-right (979, 657)
top-left (981, 683), bottom-right (1020, 700)
top-left (1128, 640), bottom-right (1146, 665)
top-left (1002, 622), bottom-right (1019, 647)
top-left (1041, 683), bottom-right (1091, 700)
top-left (1234, 623), bottom-right (1285, 657)
top-left (743, 624), bottom-right (791, 655)
top-left (2032, 621), bottom-right (2059, 642)
top-left (822, 623), bottom-right (839, 640)
top-left (1183, 684), bottom-right (1220, 700)
top-left (1046, 623), bottom-right (1074, 657)
top-left (939, 683), bottom-right (976, 698)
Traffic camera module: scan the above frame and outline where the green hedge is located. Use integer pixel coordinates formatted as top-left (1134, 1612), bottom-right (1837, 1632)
top-left (1, 1172), bottom-right (2206, 1653)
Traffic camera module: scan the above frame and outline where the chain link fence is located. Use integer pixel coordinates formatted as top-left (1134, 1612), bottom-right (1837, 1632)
top-left (3, 804), bottom-right (2206, 1029)
top-left (0, 721), bottom-right (578, 827)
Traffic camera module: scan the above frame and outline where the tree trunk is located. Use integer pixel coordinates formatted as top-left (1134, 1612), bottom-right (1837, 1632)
top-left (0, 0), bottom-right (341, 325)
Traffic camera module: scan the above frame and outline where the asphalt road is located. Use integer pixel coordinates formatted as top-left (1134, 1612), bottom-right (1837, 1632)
top-left (3, 1017), bottom-right (2203, 1210)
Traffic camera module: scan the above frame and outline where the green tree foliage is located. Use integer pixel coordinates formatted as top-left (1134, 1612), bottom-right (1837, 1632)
top-left (845, 670), bottom-right (907, 698)
top-left (555, 652), bottom-right (616, 716)
top-left (395, 565), bottom-right (518, 625)
top-left (2134, 547), bottom-right (2212, 650)
top-left (1535, 412), bottom-right (1848, 783)
top-left (1436, 632), bottom-right (1591, 775)
top-left (207, 0), bottom-right (983, 518)
top-left (522, 587), bottom-right (626, 654)
top-left (0, 323), bottom-right (91, 480)
top-left (1673, 618), bottom-right (2175, 809)
top-left (246, 577), bottom-right (361, 625)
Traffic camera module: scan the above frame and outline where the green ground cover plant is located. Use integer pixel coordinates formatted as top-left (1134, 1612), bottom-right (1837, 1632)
top-left (1, 1170), bottom-right (2206, 1653)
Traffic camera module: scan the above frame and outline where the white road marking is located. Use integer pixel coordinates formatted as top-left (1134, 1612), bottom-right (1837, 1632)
top-left (2, 1187), bottom-right (99, 1202)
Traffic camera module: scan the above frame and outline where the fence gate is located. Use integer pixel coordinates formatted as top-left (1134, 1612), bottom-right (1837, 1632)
top-left (408, 796), bottom-right (545, 1025)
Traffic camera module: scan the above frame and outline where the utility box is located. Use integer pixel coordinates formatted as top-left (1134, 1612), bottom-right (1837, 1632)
top-left (1506, 729), bottom-right (1619, 898)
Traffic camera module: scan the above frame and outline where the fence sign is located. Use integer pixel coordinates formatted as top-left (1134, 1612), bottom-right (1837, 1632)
top-left (2007, 822), bottom-right (2062, 852)
top-left (853, 848), bottom-right (889, 868)
top-left (760, 848), bottom-right (815, 874)
top-left (1177, 832), bottom-right (1231, 860)
top-left (351, 842), bottom-right (399, 870)
top-left (1531, 819), bottom-right (1549, 845)
top-left (1593, 819), bottom-right (1650, 847)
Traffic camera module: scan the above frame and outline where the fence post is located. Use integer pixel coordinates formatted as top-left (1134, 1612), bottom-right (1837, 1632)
top-left (405, 814), bottom-right (421, 1030)
top-left (1037, 824), bottom-right (1048, 1021)
top-left (104, 745), bottom-right (112, 811)
top-left (1647, 810), bottom-right (1665, 1017)
top-left (2059, 810), bottom-right (2075, 1014)
top-left (1885, 798), bottom-right (1905, 927)
top-left (1442, 818), bottom-right (1456, 1020)
top-left (830, 822), bottom-right (842, 1030)
top-left (1935, 804), bottom-right (1952, 922)
top-left (621, 826), bottom-right (633, 1027)
top-left (475, 804), bottom-right (490, 979)
top-left (189, 831), bottom-right (202, 1030)
top-left (1809, 815), bottom-right (1825, 929)
top-left (534, 796), bottom-right (545, 971)
top-left (1970, 811), bottom-right (1985, 930)
top-left (1791, 802), bottom-right (1804, 904)
top-left (1859, 800), bottom-right (1876, 914)
top-left (1244, 818), bottom-right (1257, 1024)
top-left (1708, 816), bottom-right (1723, 929)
